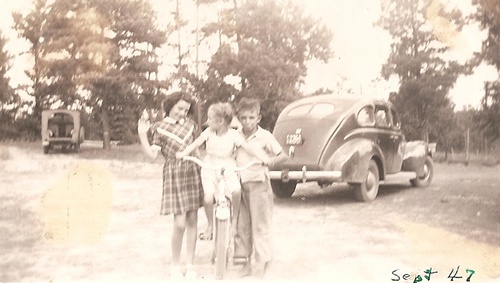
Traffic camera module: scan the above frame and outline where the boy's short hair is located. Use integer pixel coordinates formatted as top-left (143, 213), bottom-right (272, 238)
top-left (208, 102), bottom-right (234, 125)
top-left (236, 97), bottom-right (261, 114)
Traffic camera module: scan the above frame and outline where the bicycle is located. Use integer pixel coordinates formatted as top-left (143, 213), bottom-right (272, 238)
top-left (182, 155), bottom-right (261, 280)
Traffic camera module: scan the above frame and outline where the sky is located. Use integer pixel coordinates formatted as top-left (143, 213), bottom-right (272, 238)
top-left (1, 0), bottom-right (498, 110)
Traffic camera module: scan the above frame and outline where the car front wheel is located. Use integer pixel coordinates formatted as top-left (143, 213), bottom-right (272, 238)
top-left (351, 159), bottom-right (380, 202)
top-left (271, 180), bottom-right (297, 198)
top-left (410, 155), bottom-right (434, 187)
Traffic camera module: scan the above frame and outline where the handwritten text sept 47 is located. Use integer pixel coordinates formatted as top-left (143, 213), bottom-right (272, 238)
top-left (392, 266), bottom-right (475, 282)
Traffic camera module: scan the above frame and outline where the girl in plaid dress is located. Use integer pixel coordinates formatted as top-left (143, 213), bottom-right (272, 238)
top-left (138, 92), bottom-right (203, 280)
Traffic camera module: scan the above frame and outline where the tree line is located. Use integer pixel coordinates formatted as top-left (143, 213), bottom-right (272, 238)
top-left (0, 0), bottom-right (498, 155)
top-left (378, 0), bottom-right (499, 154)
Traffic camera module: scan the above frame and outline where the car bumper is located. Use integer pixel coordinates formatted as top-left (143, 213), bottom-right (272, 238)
top-left (269, 166), bottom-right (342, 183)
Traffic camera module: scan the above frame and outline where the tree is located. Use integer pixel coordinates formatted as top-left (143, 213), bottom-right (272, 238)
top-left (0, 31), bottom-right (21, 138)
top-left (471, 0), bottom-right (500, 144)
top-left (90, 0), bottom-right (167, 146)
top-left (378, 0), bottom-right (469, 142)
top-left (199, 0), bottom-right (333, 129)
top-left (159, 0), bottom-right (195, 92)
top-left (14, 0), bottom-right (166, 147)
top-left (473, 0), bottom-right (500, 70)
top-left (455, 108), bottom-right (487, 153)
top-left (474, 81), bottom-right (500, 143)
top-left (12, 0), bottom-right (51, 135)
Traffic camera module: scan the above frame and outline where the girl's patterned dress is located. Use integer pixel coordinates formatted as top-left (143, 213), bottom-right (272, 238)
top-left (150, 117), bottom-right (203, 215)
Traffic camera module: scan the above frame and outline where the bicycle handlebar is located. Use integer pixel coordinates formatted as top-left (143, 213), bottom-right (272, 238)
top-left (182, 155), bottom-right (263, 172)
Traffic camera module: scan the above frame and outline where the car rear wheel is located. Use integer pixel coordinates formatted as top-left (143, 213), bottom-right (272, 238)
top-left (410, 155), bottom-right (434, 187)
top-left (271, 180), bottom-right (297, 198)
top-left (352, 159), bottom-right (379, 202)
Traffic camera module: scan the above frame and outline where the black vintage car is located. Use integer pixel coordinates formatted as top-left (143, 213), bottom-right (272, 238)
top-left (269, 94), bottom-right (434, 202)
top-left (41, 109), bottom-right (85, 154)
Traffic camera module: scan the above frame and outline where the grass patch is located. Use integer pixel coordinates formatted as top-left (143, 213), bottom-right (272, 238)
top-left (434, 151), bottom-right (499, 166)
top-left (0, 146), bottom-right (10, 160)
top-left (78, 144), bottom-right (153, 162)
top-left (6, 141), bottom-right (497, 167)
top-left (0, 140), bottom-right (160, 163)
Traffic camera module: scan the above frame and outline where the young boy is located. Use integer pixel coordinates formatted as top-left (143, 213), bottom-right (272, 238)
top-left (233, 97), bottom-right (288, 278)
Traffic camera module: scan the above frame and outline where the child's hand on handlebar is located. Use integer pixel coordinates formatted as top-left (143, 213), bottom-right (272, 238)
top-left (175, 151), bottom-right (186, 160)
top-left (261, 156), bottom-right (271, 167)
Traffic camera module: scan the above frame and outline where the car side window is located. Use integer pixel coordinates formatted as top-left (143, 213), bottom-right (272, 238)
top-left (391, 108), bottom-right (401, 129)
top-left (357, 106), bottom-right (374, 126)
top-left (375, 107), bottom-right (390, 128)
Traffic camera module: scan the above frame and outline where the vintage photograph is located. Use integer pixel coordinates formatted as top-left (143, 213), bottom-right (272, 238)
top-left (1, 0), bottom-right (499, 282)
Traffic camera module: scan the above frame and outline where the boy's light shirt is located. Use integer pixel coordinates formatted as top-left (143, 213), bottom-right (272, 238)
top-left (236, 126), bottom-right (283, 183)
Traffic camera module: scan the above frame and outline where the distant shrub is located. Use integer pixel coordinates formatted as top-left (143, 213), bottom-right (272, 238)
top-left (0, 146), bottom-right (10, 160)
top-left (434, 151), bottom-right (499, 166)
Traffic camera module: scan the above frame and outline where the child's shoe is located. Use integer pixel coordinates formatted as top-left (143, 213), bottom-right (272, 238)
top-left (238, 262), bottom-right (252, 278)
top-left (170, 264), bottom-right (184, 280)
top-left (184, 264), bottom-right (198, 280)
top-left (253, 261), bottom-right (271, 279)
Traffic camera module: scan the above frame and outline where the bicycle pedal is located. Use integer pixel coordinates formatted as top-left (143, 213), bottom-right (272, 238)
top-left (232, 256), bottom-right (248, 265)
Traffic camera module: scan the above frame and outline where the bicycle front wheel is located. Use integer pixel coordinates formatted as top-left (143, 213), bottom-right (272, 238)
top-left (215, 217), bottom-right (230, 279)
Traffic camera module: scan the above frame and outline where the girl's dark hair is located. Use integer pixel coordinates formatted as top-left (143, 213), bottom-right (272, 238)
top-left (162, 91), bottom-right (197, 117)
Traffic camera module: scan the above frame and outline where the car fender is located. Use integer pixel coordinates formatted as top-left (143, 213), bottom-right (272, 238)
top-left (402, 141), bottom-right (429, 176)
top-left (325, 138), bottom-right (384, 183)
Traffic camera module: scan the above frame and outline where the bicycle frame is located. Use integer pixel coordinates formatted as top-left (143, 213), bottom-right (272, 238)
top-left (182, 156), bottom-right (261, 279)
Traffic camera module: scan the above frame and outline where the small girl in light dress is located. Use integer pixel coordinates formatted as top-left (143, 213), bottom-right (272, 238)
top-left (176, 102), bottom-right (268, 240)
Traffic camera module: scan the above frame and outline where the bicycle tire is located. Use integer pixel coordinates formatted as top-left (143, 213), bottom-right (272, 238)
top-left (215, 217), bottom-right (230, 279)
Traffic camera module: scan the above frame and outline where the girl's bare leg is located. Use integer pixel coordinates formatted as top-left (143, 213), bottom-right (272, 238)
top-left (172, 213), bottom-right (186, 264)
top-left (185, 209), bottom-right (198, 264)
top-left (202, 193), bottom-right (214, 240)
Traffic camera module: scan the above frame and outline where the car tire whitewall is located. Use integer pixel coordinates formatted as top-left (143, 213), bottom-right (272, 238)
top-left (410, 155), bottom-right (434, 187)
top-left (352, 159), bottom-right (380, 202)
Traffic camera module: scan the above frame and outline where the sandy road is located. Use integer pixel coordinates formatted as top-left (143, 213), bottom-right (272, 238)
top-left (1, 145), bottom-right (499, 282)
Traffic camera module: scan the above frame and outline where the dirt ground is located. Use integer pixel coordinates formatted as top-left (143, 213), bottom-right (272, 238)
top-left (1, 144), bottom-right (499, 283)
